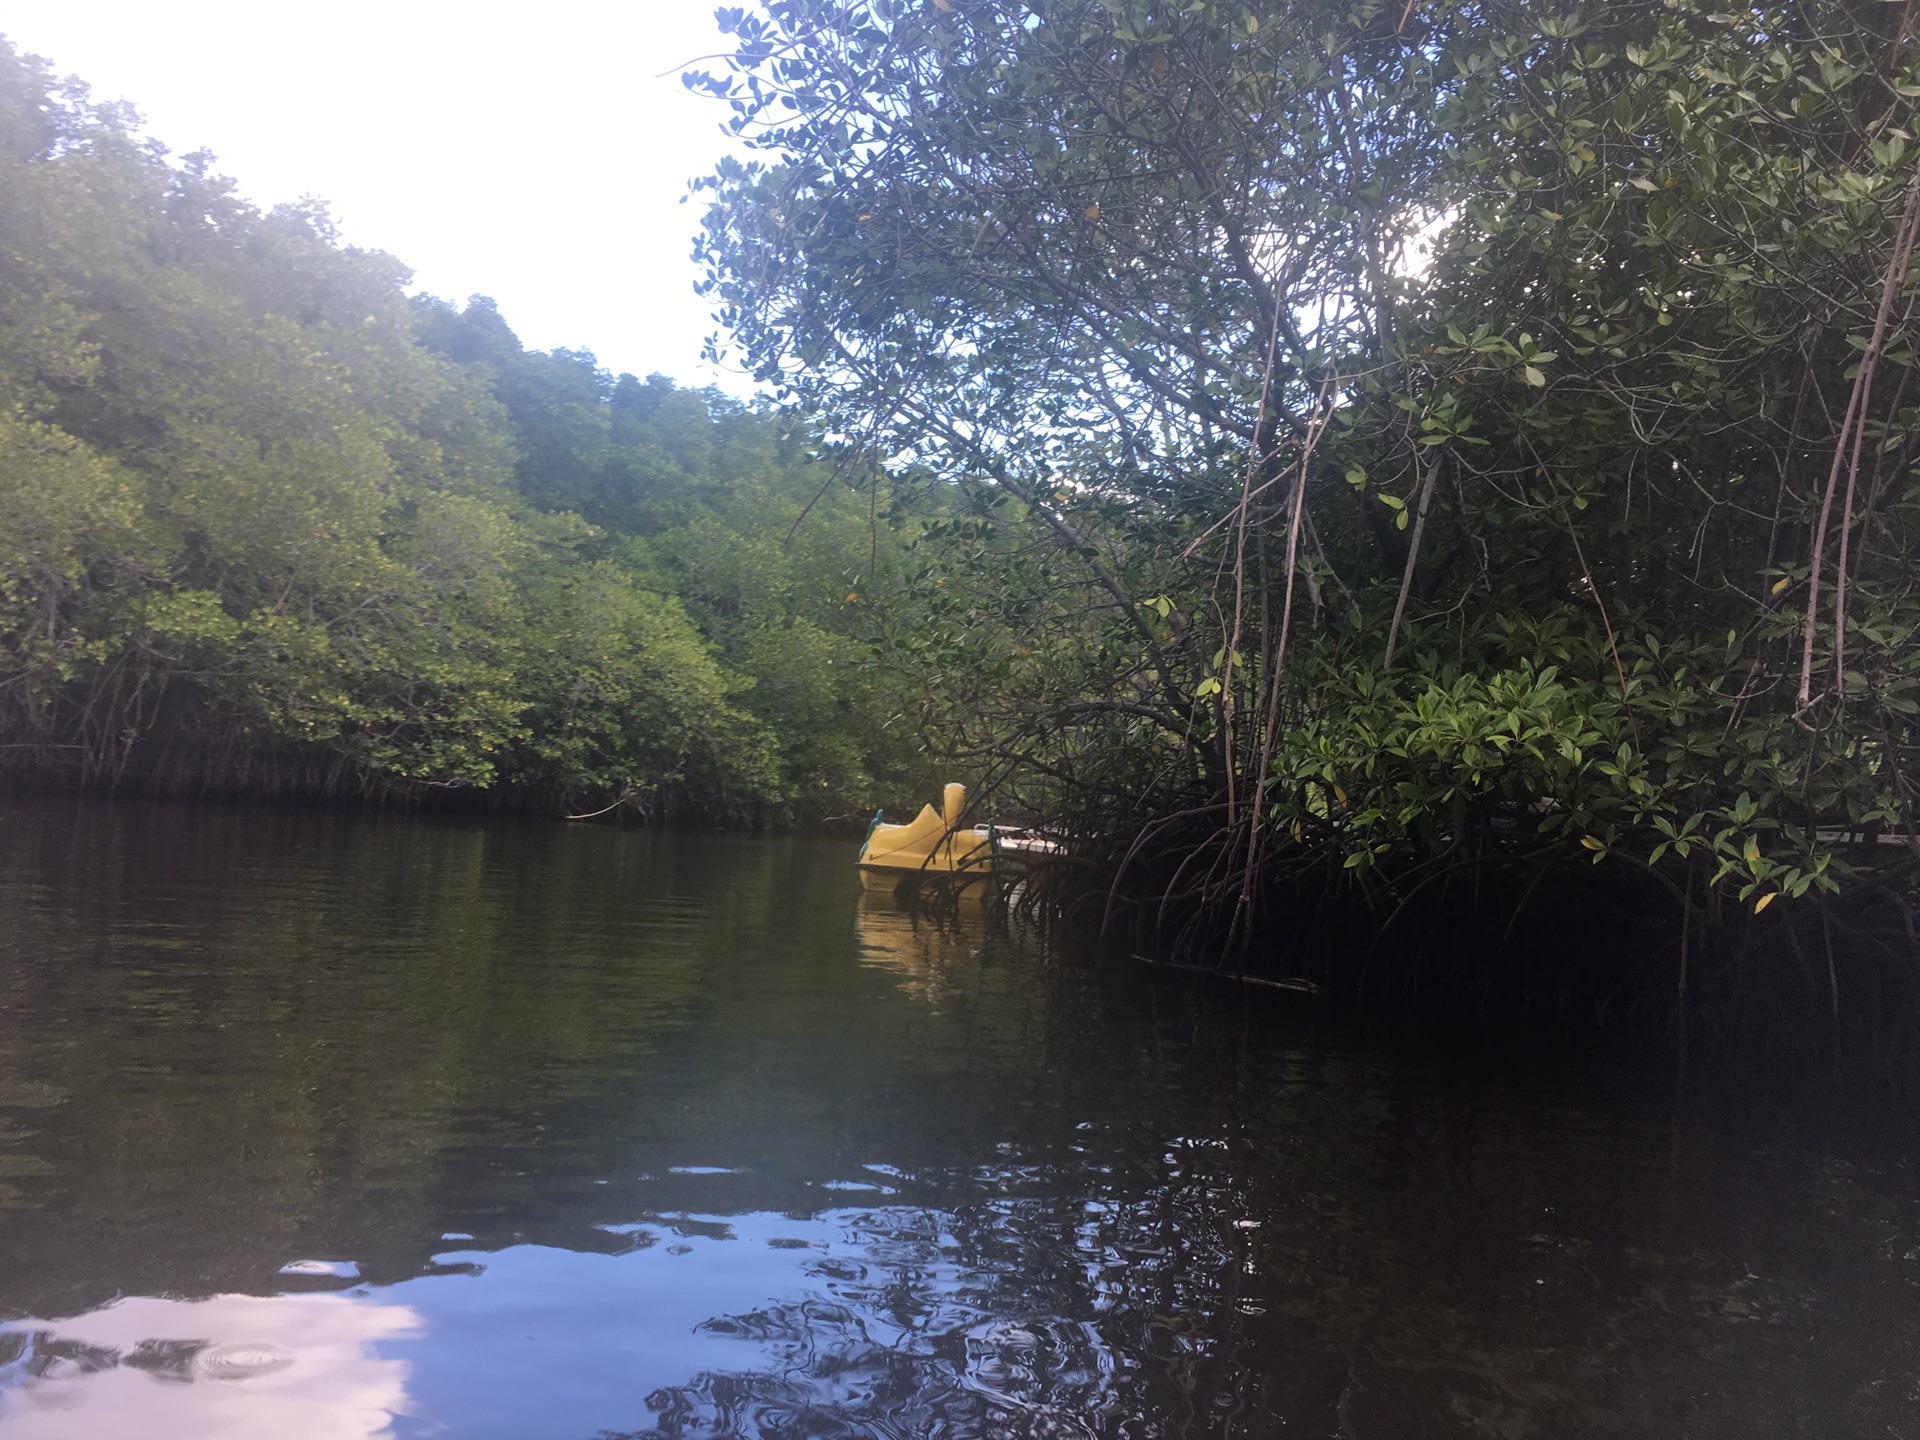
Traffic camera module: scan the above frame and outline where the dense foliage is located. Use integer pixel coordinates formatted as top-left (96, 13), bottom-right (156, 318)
top-left (0, 38), bottom-right (927, 820)
top-left (695, 0), bottom-right (1920, 1017)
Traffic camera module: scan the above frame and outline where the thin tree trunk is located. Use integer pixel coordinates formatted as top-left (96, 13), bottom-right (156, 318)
top-left (1383, 456), bottom-right (1441, 668)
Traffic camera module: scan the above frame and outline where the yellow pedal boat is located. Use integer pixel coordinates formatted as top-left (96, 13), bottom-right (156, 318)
top-left (856, 783), bottom-right (998, 888)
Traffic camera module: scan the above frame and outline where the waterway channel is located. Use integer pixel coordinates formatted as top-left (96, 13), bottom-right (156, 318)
top-left (0, 797), bottom-right (1915, 1437)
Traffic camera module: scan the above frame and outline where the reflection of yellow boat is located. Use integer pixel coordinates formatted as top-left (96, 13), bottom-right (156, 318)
top-left (856, 783), bottom-right (996, 889)
top-left (853, 888), bottom-right (983, 996)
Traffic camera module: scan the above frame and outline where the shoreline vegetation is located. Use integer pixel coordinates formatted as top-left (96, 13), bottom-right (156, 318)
top-left (4, 1), bottom-right (1920, 1062)
top-left (686, 0), bottom-right (1920, 1066)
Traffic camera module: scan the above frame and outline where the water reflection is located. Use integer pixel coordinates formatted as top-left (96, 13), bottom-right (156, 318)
top-left (852, 889), bottom-right (998, 1000)
top-left (0, 1294), bottom-right (417, 1438)
top-left (0, 798), bottom-right (1916, 1438)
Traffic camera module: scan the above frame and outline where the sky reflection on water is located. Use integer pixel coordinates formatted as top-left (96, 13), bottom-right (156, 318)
top-left (1, 1292), bottom-right (418, 1439)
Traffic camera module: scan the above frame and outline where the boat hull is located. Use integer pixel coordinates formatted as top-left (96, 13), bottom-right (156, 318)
top-left (855, 860), bottom-right (1001, 891)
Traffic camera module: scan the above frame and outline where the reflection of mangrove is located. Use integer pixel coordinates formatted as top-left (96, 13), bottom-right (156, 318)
top-left (609, 1132), bottom-right (1914, 1440)
top-left (0, 803), bottom-right (825, 1317)
top-left (616, 1183), bottom-right (1261, 1440)
top-left (643, 1303), bottom-right (1107, 1439)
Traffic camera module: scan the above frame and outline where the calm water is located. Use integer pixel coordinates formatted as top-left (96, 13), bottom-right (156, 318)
top-left (0, 799), bottom-right (1916, 1439)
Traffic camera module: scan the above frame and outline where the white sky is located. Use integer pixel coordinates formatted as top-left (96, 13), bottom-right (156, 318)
top-left (2, 0), bottom-right (755, 390)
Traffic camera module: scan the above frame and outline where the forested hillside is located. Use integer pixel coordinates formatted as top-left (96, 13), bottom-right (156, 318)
top-left (0, 38), bottom-right (928, 821)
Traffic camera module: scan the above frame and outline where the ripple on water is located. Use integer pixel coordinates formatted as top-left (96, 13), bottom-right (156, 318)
top-left (191, 1342), bottom-right (293, 1381)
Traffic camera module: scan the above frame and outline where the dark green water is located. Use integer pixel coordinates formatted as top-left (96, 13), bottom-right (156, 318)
top-left (0, 798), bottom-right (1915, 1439)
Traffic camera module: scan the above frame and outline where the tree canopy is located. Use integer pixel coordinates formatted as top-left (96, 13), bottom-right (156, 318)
top-left (0, 37), bottom-right (933, 821)
top-left (694, 0), bottom-right (1920, 990)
